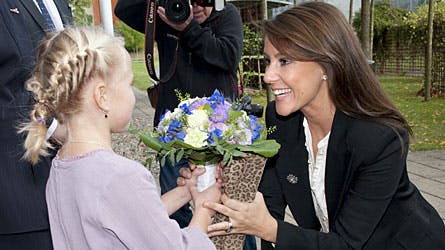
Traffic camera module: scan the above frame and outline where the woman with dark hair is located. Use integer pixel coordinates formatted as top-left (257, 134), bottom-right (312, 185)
top-left (204, 2), bottom-right (445, 249)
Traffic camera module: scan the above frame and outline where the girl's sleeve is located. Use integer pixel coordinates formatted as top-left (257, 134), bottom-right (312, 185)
top-left (98, 165), bottom-right (215, 250)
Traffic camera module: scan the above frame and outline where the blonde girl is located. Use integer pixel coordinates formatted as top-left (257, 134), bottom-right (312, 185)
top-left (21, 27), bottom-right (219, 250)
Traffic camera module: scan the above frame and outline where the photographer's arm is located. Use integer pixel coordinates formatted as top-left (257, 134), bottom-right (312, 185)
top-left (180, 4), bottom-right (243, 72)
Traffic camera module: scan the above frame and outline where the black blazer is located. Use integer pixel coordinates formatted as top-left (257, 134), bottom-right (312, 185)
top-left (17, 0), bottom-right (72, 52)
top-left (0, 0), bottom-right (71, 234)
top-left (260, 102), bottom-right (445, 250)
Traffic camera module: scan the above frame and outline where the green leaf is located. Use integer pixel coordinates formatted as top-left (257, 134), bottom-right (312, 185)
top-left (176, 149), bottom-right (184, 163)
top-left (222, 152), bottom-right (231, 166)
top-left (168, 151), bottom-right (176, 165)
top-left (231, 149), bottom-right (245, 157)
top-left (137, 131), bottom-right (163, 152)
top-left (236, 140), bottom-right (281, 157)
top-left (161, 155), bottom-right (166, 167)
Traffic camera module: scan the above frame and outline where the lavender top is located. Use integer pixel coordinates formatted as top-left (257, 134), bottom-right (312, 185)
top-left (46, 150), bottom-right (215, 250)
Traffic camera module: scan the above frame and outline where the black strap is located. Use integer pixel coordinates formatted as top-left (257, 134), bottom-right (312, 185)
top-left (144, 0), bottom-right (178, 83)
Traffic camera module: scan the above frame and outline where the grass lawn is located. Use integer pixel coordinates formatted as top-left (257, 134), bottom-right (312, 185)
top-left (379, 76), bottom-right (445, 151)
top-left (132, 60), bottom-right (151, 91)
top-left (131, 59), bottom-right (444, 151)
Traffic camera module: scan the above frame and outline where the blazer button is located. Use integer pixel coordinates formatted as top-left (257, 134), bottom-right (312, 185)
top-left (286, 174), bottom-right (298, 184)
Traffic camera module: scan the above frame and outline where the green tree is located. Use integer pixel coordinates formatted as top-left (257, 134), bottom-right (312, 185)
top-left (425, 0), bottom-right (435, 101)
top-left (115, 21), bottom-right (145, 53)
top-left (68, 0), bottom-right (92, 25)
top-left (241, 24), bottom-right (264, 91)
top-left (361, 0), bottom-right (371, 58)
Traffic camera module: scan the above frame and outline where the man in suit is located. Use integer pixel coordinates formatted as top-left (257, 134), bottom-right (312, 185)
top-left (0, 1), bottom-right (72, 249)
top-left (17, 0), bottom-right (72, 50)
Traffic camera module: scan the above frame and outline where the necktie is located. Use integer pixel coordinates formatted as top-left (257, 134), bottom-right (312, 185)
top-left (35, 0), bottom-right (56, 31)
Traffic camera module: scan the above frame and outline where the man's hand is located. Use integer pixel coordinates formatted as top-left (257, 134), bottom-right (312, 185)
top-left (157, 6), bottom-right (193, 31)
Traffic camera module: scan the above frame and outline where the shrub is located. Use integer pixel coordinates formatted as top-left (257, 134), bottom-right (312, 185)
top-left (115, 21), bottom-right (145, 53)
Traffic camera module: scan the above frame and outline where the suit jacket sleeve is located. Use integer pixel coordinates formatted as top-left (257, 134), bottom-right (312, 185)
top-left (273, 123), bottom-right (410, 249)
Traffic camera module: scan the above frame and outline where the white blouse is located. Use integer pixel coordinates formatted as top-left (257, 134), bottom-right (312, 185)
top-left (303, 117), bottom-right (331, 232)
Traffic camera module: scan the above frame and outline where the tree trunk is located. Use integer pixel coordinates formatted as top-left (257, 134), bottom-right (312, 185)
top-left (262, 0), bottom-right (274, 102)
top-left (349, 0), bottom-right (354, 24)
top-left (425, 0), bottom-right (434, 101)
top-left (369, 0), bottom-right (375, 59)
top-left (361, 0), bottom-right (371, 59)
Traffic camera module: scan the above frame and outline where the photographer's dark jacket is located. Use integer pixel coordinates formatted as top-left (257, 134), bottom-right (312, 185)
top-left (115, 1), bottom-right (243, 125)
top-left (260, 102), bottom-right (445, 249)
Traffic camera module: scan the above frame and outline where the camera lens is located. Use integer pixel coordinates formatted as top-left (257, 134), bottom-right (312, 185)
top-left (165, 0), bottom-right (190, 24)
top-left (171, 2), bottom-right (183, 12)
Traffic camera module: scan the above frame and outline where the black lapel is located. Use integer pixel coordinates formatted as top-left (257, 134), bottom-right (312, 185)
top-left (18, 0), bottom-right (47, 31)
top-left (53, 0), bottom-right (71, 26)
top-left (325, 110), bottom-right (352, 223)
top-left (275, 111), bottom-right (320, 229)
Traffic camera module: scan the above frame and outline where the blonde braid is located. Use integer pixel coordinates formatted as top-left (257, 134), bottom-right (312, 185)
top-left (20, 27), bottom-right (124, 164)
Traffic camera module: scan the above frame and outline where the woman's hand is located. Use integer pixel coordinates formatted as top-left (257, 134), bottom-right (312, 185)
top-left (204, 192), bottom-right (278, 243)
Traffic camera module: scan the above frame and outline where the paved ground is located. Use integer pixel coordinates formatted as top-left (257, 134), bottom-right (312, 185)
top-left (112, 88), bottom-right (445, 242)
top-left (406, 150), bottom-right (445, 222)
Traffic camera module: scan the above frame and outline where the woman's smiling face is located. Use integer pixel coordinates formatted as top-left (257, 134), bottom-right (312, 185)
top-left (263, 36), bottom-right (329, 116)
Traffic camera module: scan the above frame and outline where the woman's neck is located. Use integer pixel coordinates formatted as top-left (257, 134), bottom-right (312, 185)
top-left (303, 102), bottom-right (336, 135)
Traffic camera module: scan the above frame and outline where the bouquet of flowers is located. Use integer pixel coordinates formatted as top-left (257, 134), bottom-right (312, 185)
top-left (134, 89), bottom-right (280, 249)
top-left (136, 89), bottom-right (280, 167)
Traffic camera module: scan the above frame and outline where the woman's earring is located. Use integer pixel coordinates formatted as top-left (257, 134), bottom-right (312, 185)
top-left (322, 75), bottom-right (328, 81)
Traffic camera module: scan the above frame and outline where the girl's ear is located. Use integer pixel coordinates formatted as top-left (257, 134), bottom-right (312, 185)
top-left (93, 82), bottom-right (109, 114)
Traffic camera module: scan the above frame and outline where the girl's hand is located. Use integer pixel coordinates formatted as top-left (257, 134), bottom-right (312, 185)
top-left (204, 192), bottom-right (278, 243)
top-left (177, 163), bottom-right (223, 187)
top-left (190, 181), bottom-right (222, 218)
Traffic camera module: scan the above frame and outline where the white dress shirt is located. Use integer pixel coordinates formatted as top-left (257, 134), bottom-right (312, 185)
top-left (303, 117), bottom-right (331, 232)
top-left (33, 0), bottom-right (64, 31)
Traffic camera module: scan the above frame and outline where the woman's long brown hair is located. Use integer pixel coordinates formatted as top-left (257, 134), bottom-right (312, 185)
top-left (263, 2), bottom-right (412, 140)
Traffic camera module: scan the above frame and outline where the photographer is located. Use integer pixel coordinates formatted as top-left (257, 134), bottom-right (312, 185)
top-left (115, 1), bottom-right (257, 249)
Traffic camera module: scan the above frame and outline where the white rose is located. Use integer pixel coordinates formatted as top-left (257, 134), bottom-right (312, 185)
top-left (184, 128), bottom-right (208, 148)
top-left (187, 109), bottom-right (209, 130)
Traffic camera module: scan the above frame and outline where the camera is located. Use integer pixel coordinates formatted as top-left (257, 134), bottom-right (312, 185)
top-left (158, 0), bottom-right (225, 24)
top-left (234, 95), bottom-right (264, 118)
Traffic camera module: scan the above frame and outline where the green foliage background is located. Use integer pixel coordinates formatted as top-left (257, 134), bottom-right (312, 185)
top-left (68, 0), bottom-right (92, 25)
top-left (353, 1), bottom-right (445, 51)
top-left (115, 22), bottom-right (145, 52)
